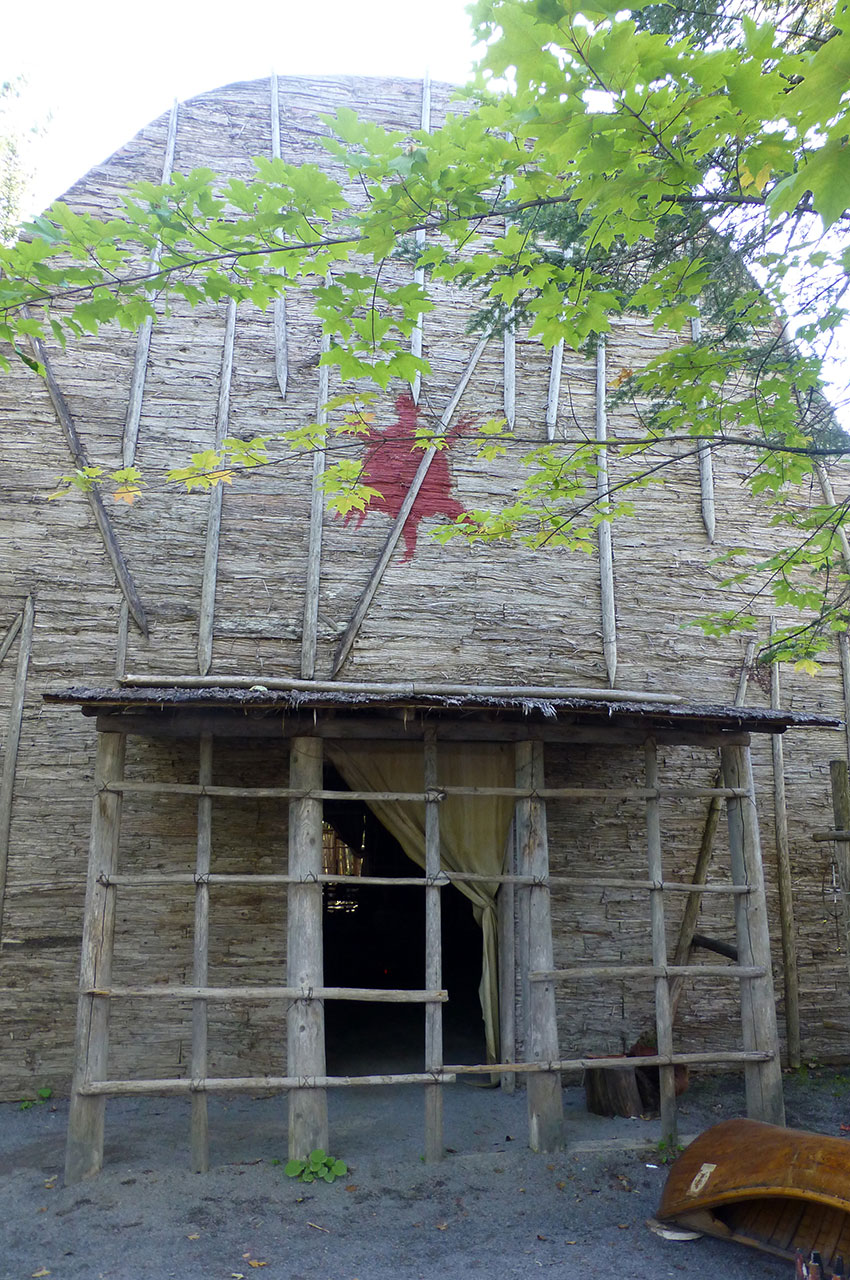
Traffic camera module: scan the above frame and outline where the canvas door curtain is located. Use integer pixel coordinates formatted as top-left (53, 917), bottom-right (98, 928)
top-left (327, 742), bottom-right (515, 1063)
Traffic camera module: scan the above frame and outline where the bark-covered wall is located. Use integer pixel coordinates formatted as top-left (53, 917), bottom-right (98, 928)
top-left (0, 74), bottom-right (848, 1100)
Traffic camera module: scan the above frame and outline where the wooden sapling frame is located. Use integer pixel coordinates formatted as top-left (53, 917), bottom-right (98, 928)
top-left (769, 618), bottom-right (801, 1067)
top-left (65, 731), bottom-right (126, 1183)
top-left (0, 596), bottom-right (34, 940)
top-left (26, 330), bottom-right (149, 636)
top-left (516, 740), bottom-right (563, 1152)
top-left (286, 737), bottom-right (329, 1158)
top-left (198, 297), bottom-right (236, 676)
top-left (721, 742), bottom-right (785, 1125)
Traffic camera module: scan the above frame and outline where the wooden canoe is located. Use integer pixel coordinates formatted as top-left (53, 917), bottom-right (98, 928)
top-left (657, 1118), bottom-right (850, 1273)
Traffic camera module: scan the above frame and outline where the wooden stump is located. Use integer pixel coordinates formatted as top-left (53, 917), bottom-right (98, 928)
top-left (585, 1065), bottom-right (643, 1117)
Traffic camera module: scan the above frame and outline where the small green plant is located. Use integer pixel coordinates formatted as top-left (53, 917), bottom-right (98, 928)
top-left (655, 1138), bottom-right (684, 1165)
top-left (19, 1087), bottom-right (52, 1111)
top-left (284, 1149), bottom-right (347, 1184)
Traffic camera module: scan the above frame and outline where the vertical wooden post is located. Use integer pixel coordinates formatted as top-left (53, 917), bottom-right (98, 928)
top-left (287, 737), bottom-right (328, 1159)
top-left (410, 73), bottom-right (431, 405)
top-left (300, 285), bottom-right (331, 680)
top-left (191, 733), bottom-right (213, 1172)
top-left (122, 98), bottom-right (179, 468)
top-left (423, 729), bottom-right (444, 1161)
top-left (828, 760), bottom-right (850, 986)
top-left (65, 730), bottom-right (126, 1184)
top-left (770, 621), bottom-right (801, 1068)
top-left (645, 738), bottom-right (677, 1144)
top-left (595, 334), bottom-right (617, 687)
top-left (814, 463), bottom-right (850, 765)
top-left (270, 72), bottom-right (289, 401)
top-left (721, 742), bottom-right (785, 1126)
top-left (690, 311), bottom-right (716, 542)
top-left (0, 595), bottom-right (34, 941)
top-left (515, 813), bottom-right (531, 1069)
top-left (115, 601), bottom-right (129, 681)
top-left (198, 297), bottom-right (237, 676)
top-left (516, 740), bottom-right (563, 1152)
top-left (498, 820), bottom-right (517, 1093)
top-left (546, 339), bottom-right (564, 442)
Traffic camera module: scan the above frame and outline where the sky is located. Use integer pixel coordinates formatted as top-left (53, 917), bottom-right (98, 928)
top-left (3, 0), bottom-right (847, 420)
top-left (3, 0), bottom-right (481, 213)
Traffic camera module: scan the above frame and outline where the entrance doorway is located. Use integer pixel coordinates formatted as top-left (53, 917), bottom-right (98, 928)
top-left (321, 766), bottom-right (485, 1075)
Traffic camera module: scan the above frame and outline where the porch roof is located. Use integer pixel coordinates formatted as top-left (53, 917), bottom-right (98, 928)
top-left (44, 680), bottom-right (840, 739)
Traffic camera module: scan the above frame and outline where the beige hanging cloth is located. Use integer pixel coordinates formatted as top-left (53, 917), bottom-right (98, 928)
top-left (327, 741), bottom-right (514, 1063)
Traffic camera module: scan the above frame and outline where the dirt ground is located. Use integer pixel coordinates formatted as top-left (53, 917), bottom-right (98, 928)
top-left (2, 1066), bottom-right (849, 1280)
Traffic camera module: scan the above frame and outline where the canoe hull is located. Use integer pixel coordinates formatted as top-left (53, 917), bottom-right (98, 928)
top-left (658, 1118), bottom-right (850, 1271)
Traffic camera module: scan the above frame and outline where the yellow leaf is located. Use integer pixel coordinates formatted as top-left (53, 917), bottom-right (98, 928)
top-left (207, 470), bottom-right (233, 486)
top-left (113, 485), bottom-right (141, 505)
top-left (435, 1222), bottom-right (448, 1230)
top-left (753, 162), bottom-right (772, 193)
top-left (32, 1270), bottom-right (51, 1277)
top-left (187, 1233), bottom-right (200, 1240)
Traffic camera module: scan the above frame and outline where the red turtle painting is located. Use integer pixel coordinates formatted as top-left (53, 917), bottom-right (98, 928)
top-left (340, 391), bottom-right (468, 561)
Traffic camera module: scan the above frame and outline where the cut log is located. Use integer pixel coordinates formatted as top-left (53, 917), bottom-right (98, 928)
top-left (584, 1063), bottom-right (643, 1117)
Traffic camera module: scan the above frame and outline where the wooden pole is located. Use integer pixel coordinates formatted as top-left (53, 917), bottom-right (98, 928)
top-left (122, 99), bottom-right (179, 467)
top-left (115, 601), bottom-right (129, 681)
top-left (546, 339), bottom-right (564, 442)
top-left (502, 175), bottom-right (516, 431)
top-left (690, 312), bottom-right (716, 541)
top-left (769, 618), bottom-right (801, 1068)
top-left (191, 733), bottom-right (213, 1172)
top-left (26, 330), bottom-right (149, 636)
top-left (120, 672), bottom-right (684, 703)
top-left (0, 611), bottom-right (22, 667)
top-left (828, 760), bottom-right (850, 987)
top-left (423, 729), bottom-right (444, 1160)
top-left (287, 738), bottom-right (328, 1158)
top-left (300, 277), bottom-right (331, 679)
top-left (645, 739), bottom-right (677, 1144)
top-left (814, 463), bottom-right (850, 765)
top-left (0, 595), bottom-right (34, 941)
top-left (498, 820), bottom-right (517, 1092)
top-left (721, 742), bottom-right (785, 1126)
top-left (331, 335), bottom-right (490, 676)
top-left (669, 640), bottom-right (755, 1016)
top-left (516, 741), bottom-right (563, 1152)
top-left (595, 334), bottom-right (617, 687)
top-left (198, 297), bottom-right (236, 676)
top-left (270, 72), bottom-right (289, 401)
top-left (65, 731), bottom-right (126, 1183)
top-left (411, 73), bottom-right (431, 405)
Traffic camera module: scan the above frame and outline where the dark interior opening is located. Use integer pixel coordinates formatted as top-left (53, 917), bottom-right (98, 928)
top-left (321, 764), bottom-right (486, 1074)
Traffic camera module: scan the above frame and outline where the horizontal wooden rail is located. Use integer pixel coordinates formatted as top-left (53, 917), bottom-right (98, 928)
top-left (75, 1049), bottom-right (774, 1097)
top-left (120, 673), bottom-right (685, 704)
top-left (78, 1071), bottom-right (457, 1096)
top-left (104, 782), bottom-right (436, 802)
top-left (100, 871), bottom-right (749, 895)
top-left (812, 830), bottom-right (850, 842)
top-left (444, 1050), bottom-right (773, 1075)
top-left (546, 877), bottom-right (748, 895)
top-left (531, 964), bottom-right (765, 981)
top-left (86, 985), bottom-right (447, 1003)
top-left (101, 780), bottom-right (751, 802)
top-left (103, 872), bottom-right (451, 888)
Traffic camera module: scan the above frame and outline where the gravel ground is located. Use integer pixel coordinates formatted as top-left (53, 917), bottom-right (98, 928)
top-left (2, 1067), bottom-right (849, 1280)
